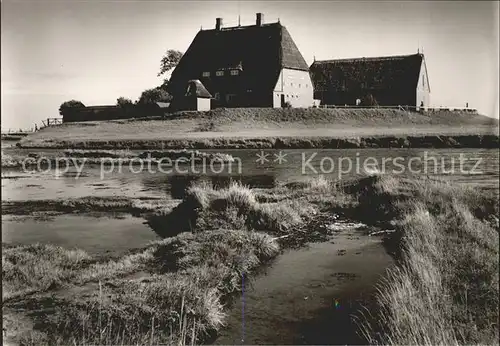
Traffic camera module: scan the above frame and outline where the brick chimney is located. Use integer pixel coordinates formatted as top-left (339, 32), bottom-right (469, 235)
top-left (216, 17), bottom-right (223, 30)
top-left (256, 13), bottom-right (264, 26)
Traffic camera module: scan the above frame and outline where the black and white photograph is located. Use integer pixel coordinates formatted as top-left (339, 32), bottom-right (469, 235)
top-left (1, 1), bottom-right (499, 345)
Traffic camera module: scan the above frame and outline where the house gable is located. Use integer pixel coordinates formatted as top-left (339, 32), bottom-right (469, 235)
top-left (416, 57), bottom-right (431, 109)
top-left (274, 68), bottom-right (314, 107)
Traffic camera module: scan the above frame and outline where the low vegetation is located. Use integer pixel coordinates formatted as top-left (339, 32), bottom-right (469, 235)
top-left (3, 175), bottom-right (498, 345)
top-left (358, 175), bottom-right (499, 345)
top-left (3, 230), bottom-right (278, 345)
top-left (1, 196), bottom-right (178, 216)
top-left (144, 179), bottom-right (344, 239)
top-left (2, 177), bottom-right (352, 344)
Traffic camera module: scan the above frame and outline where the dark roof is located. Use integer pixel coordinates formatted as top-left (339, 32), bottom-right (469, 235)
top-left (168, 22), bottom-right (309, 97)
top-left (185, 80), bottom-right (212, 98)
top-left (310, 53), bottom-right (428, 92)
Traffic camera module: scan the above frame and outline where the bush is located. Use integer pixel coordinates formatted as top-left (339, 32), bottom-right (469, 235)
top-left (59, 100), bottom-right (85, 116)
top-left (116, 97), bottom-right (133, 108)
top-left (137, 88), bottom-right (172, 105)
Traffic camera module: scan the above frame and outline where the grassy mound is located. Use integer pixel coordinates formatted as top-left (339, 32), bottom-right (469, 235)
top-left (17, 108), bottom-right (498, 149)
top-left (146, 181), bottom-right (324, 238)
top-left (165, 107), bottom-right (498, 127)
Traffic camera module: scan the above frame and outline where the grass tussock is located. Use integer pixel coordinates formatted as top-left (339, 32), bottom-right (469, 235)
top-left (18, 275), bottom-right (224, 346)
top-left (2, 244), bottom-right (91, 300)
top-left (360, 175), bottom-right (499, 345)
top-left (148, 181), bottom-right (318, 238)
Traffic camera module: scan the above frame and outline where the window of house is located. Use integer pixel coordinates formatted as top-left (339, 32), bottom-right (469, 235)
top-left (202, 71), bottom-right (210, 77)
top-left (422, 77), bottom-right (425, 88)
top-left (216, 71), bottom-right (224, 77)
top-left (291, 82), bottom-right (294, 87)
top-left (230, 70), bottom-right (239, 76)
top-left (214, 92), bottom-right (220, 100)
top-left (298, 84), bottom-right (301, 88)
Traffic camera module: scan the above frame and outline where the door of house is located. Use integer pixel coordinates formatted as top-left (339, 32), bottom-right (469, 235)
top-left (280, 94), bottom-right (285, 108)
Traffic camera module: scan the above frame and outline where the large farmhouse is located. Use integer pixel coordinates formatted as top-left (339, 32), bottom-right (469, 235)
top-left (309, 53), bottom-right (430, 110)
top-left (167, 13), bottom-right (314, 109)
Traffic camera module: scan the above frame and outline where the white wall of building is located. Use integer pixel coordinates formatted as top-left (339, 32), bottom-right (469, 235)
top-left (197, 98), bottom-right (211, 111)
top-left (416, 60), bottom-right (431, 110)
top-left (273, 68), bottom-right (314, 108)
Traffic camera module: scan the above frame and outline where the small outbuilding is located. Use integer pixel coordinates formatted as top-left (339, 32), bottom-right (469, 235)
top-left (183, 79), bottom-right (212, 111)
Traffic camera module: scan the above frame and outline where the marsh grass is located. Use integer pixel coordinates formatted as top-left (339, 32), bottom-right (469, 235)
top-left (4, 175), bottom-right (498, 345)
top-left (2, 196), bottom-right (175, 216)
top-left (4, 229), bottom-right (279, 345)
top-left (148, 181), bottom-right (319, 238)
top-left (359, 175), bottom-right (499, 345)
top-left (2, 244), bottom-right (91, 300)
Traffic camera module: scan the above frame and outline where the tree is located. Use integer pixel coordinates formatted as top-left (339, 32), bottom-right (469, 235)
top-left (59, 100), bottom-right (85, 115)
top-left (116, 97), bottom-right (133, 108)
top-left (137, 88), bottom-right (172, 105)
top-left (158, 49), bottom-right (183, 83)
top-left (158, 79), bottom-right (170, 91)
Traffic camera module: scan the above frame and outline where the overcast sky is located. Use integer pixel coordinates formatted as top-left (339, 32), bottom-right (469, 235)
top-left (2, 0), bottom-right (499, 130)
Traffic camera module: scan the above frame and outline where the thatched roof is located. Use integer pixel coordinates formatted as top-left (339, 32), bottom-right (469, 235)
top-left (310, 53), bottom-right (429, 94)
top-left (185, 80), bottom-right (212, 98)
top-left (168, 22), bottom-right (309, 97)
